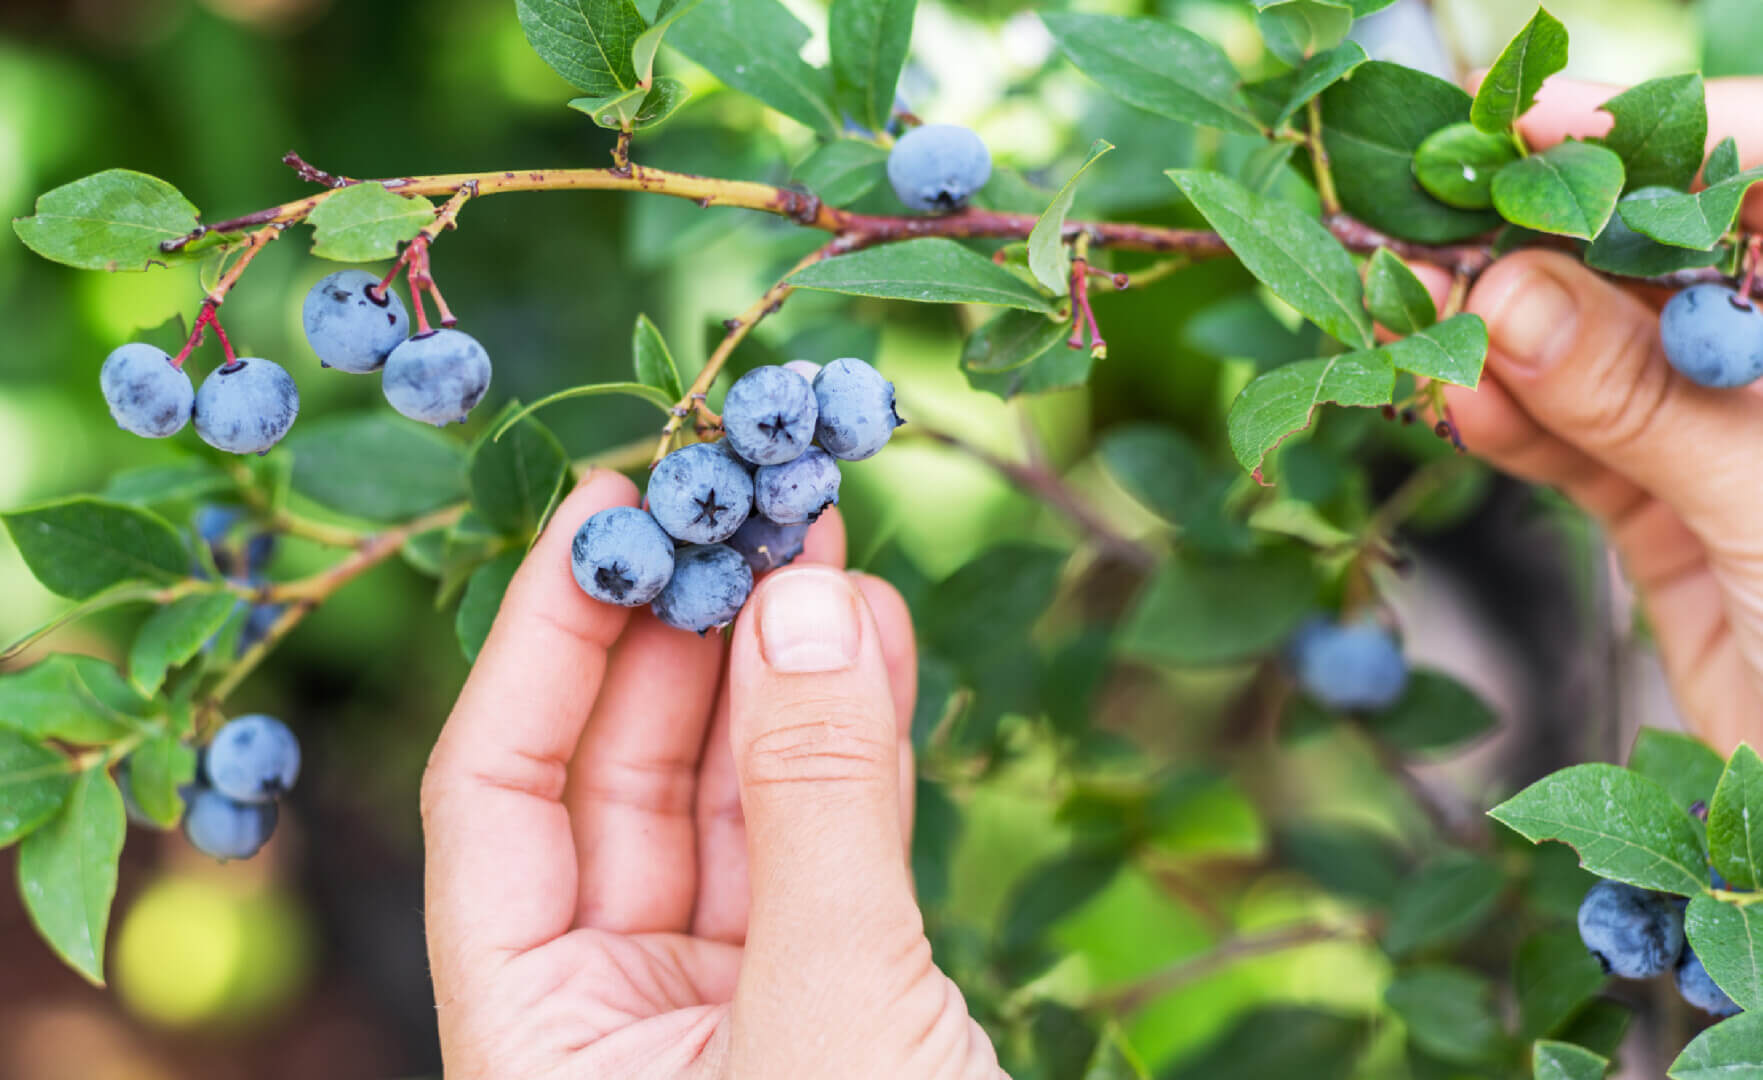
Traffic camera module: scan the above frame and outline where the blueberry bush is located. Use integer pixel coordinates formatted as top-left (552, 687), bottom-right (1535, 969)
top-left (5, 0), bottom-right (1763, 1075)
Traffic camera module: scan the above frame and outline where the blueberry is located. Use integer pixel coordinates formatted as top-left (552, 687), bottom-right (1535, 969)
top-left (718, 437), bottom-right (758, 473)
top-left (1659, 284), bottom-right (1763, 388)
top-left (728, 515), bottom-right (810, 573)
top-left (204, 714), bottom-right (300, 804)
top-left (783, 359), bottom-right (822, 383)
top-left (195, 504), bottom-right (244, 549)
top-left (722, 365), bottom-right (819, 465)
top-left (646, 442), bottom-right (754, 544)
top-left (1577, 880), bottom-right (1685, 978)
top-left (651, 543), bottom-right (753, 634)
top-left (182, 784), bottom-right (278, 860)
top-left (1289, 618), bottom-right (1408, 711)
top-left (237, 602), bottom-right (284, 653)
top-left (100, 343), bottom-right (194, 438)
top-left (301, 269), bottom-right (410, 374)
top-left (886, 123), bottom-right (992, 211)
top-left (193, 357), bottom-right (300, 455)
top-left (812, 357), bottom-right (901, 461)
top-left (570, 506), bottom-right (675, 606)
top-left (755, 446), bottom-right (841, 524)
top-left (1677, 946), bottom-right (1743, 1017)
top-left (382, 328), bottom-right (492, 426)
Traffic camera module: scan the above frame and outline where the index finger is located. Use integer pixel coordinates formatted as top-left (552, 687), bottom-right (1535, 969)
top-left (423, 468), bottom-right (640, 987)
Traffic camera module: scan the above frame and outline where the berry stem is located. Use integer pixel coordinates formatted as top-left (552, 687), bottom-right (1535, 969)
top-left (1097, 921), bottom-right (1368, 1014)
top-left (170, 224), bottom-right (283, 368)
top-left (1306, 98), bottom-right (1343, 218)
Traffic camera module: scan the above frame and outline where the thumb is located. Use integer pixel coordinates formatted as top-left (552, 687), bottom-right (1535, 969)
top-left (1466, 250), bottom-right (1763, 546)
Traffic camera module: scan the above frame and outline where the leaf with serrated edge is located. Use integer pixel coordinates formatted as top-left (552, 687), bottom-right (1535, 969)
top-left (1619, 166), bottom-right (1763, 250)
top-left (667, 0), bottom-right (840, 134)
top-left (307, 183), bottom-right (435, 262)
top-left (1710, 744), bottom-right (1763, 889)
top-left (1364, 248), bottom-right (1438, 334)
top-left (634, 77), bottom-right (692, 128)
top-left (1534, 1040), bottom-right (1609, 1080)
top-left (1040, 12), bottom-right (1261, 136)
top-left (1029, 140), bottom-right (1114, 295)
top-left (1383, 313), bottom-right (1487, 387)
top-left (13, 169), bottom-right (200, 272)
top-left (18, 767), bottom-right (124, 985)
top-left (1587, 190), bottom-right (1727, 278)
top-left (1, 497), bottom-right (189, 600)
top-left (516, 0), bottom-right (646, 96)
top-left (788, 238), bottom-right (1055, 312)
top-left (1471, 7), bottom-right (1568, 133)
top-left (1600, 74), bottom-right (1706, 192)
top-left (1227, 352), bottom-right (1395, 477)
top-left (1667, 1009), bottom-right (1763, 1079)
top-left (1686, 894), bottom-right (1763, 1011)
top-left (1492, 141), bottom-right (1625, 240)
top-left (1488, 763), bottom-right (1707, 895)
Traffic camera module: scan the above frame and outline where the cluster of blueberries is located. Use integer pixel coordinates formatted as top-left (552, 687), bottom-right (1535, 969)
top-left (1659, 283), bottom-right (1763, 388)
top-left (123, 714), bottom-right (300, 860)
top-left (98, 269), bottom-right (491, 454)
top-left (570, 357), bottom-right (900, 633)
top-left (1288, 616), bottom-right (1410, 712)
top-left (1577, 878), bottom-right (1740, 1017)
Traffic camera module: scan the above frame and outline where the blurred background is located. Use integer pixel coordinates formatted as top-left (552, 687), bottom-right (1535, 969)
top-left (0, 0), bottom-right (1747, 1076)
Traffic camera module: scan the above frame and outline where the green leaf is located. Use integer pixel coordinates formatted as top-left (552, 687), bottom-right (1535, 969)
top-left (2, 497), bottom-right (189, 599)
top-left (1083, 1022), bottom-right (1151, 1080)
top-left (911, 775), bottom-right (960, 905)
top-left (632, 0), bottom-right (701, 84)
top-left (964, 338), bottom-right (1092, 400)
top-left (1668, 1010), bottom-right (1763, 1079)
top-left (1238, 142), bottom-right (1297, 195)
top-left (0, 657), bottom-right (134, 745)
top-left (1098, 424), bottom-right (1210, 526)
top-left (1168, 169), bottom-right (1374, 349)
top-left (18, 767), bottom-right (125, 985)
top-left (1382, 312), bottom-right (1488, 388)
top-left (1710, 744), bottom-right (1763, 889)
top-left (1586, 189), bottom-right (1728, 277)
top-left (999, 847), bottom-right (1122, 950)
top-left (787, 238), bottom-right (1055, 312)
top-left (13, 169), bottom-right (200, 272)
top-left (1117, 546), bottom-right (1317, 665)
top-left (516, 0), bottom-right (646, 96)
top-left (1554, 1000), bottom-right (1631, 1060)
top-left (101, 461), bottom-right (233, 506)
top-left (1534, 1040), bottom-right (1609, 1080)
top-left (1039, 12), bottom-right (1261, 136)
top-left (632, 313), bottom-right (685, 402)
top-left (1163, 1008), bottom-right (1367, 1080)
top-left (1279, 822), bottom-right (1405, 903)
top-left (919, 544), bottom-right (1066, 665)
top-left (632, 76), bottom-right (693, 128)
top-left (1256, 0), bottom-right (1353, 67)
top-left (469, 404), bottom-right (569, 537)
top-left (829, 0), bottom-right (916, 135)
top-left (567, 87), bottom-right (647, 129)
top-left (1385, 965), bottom-right (1506, 1065)
top-left (1365, 669), bottom-right (1495, 753)
top-left (668, 0), bottom-right (840, 134)
top-left (0, 732), bottom-right (73, 849)
top-left (1600, 74), bottom-right (1706, 192)
top-left (1471, 7), bottom-right (1569, 133)
top-left (1488, 763), bottom-right (1708, 895)
top-left (1254, 41), bottom-right (1367, 132)
top-left (1686, 894), bottom-right (1763, 1011)
top-left (287, 415), bottom-right (468, 522)
top-left (1226, 351), bottom-right (1396, 476)
top-left (1322, 63), bottom-right (1502, 243)
top-left (1414, 122), bottom-right (1520, 210)
top-left (1707, 136), bottom-right (1742, 187)
top-left (1619, 166), bottom-right (1763, 250)
top-left (494, 382), bottom-right (676, 439)
top-left (125, 734), bottom-right (196, 829)
top-left (456, 549), bottom-right (523, 664)
top-left (960, 309), bottom-right (1067, 374)
top-left (67, 656), bottom-right (156, 721)
top-left (1492, 141), bottom-right (1626, 240)
top-left (1364, 248), bottom-right (1438, 334)
top-left (1629, 727), bottom-right (1726, 814)
top-left (1516, 929), bottom-right (1608, 1040)
top-left (127, 592), bottom-right (239, 695)
top-left (1383, 852), bottom-right (1504, 955)
top-left (794, 138), bottom-right (889, 207)
top-left (1028, 140), bottom-right (1114, 295)
top-left (306, 183), bottom-right (435, 262)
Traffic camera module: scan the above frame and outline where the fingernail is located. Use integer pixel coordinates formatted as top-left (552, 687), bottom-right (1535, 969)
top-left (759, 568), bottom-right (860, 673)
top-left (1491, 267), bottom-right (1579, 374)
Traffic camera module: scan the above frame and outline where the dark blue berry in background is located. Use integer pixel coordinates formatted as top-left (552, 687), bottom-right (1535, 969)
top-left (755, 446), bottom-right (841, 525)
top-left (100, 343), bottom-right (194, 438)
top-left (652, 543), bottom-right (754, 634)
top-left (183, 785), bottom-right (279, 860)
top-left (382, 328), bottom-right (492, 426)
top-left (722, 365), bottom-right (818, 465)
top-left (571, 506), bottom-right (676, 606)
top-left (1676, 947), bottom-right (1742, 1017)
top-left (205, 714), bottom-right (301, 804)
top-left (728, 516), bottom-right (809, 574)
top-left (647, 442), bottom-right (754, 545)
top-left (1289, 618), bottom-right (1409, 711)
top-left (813, 357), bottom-right (901, 461)
top-left (193, 357), bottom-right (301, 454)
top-left (302, 269), bottom-right (410, 373)
top-left (886, 123), bottom-right (992, 211)
top-left (1577, 880), bottom-right (1684, 978)
top-left (1659, 283), bottom-right (1763, 388)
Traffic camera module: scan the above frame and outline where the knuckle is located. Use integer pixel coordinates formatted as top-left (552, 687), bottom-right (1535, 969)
top-left (1583, 335), bottom-right (1674, 451)
top-left (740, 701), bottom-right (894, 788)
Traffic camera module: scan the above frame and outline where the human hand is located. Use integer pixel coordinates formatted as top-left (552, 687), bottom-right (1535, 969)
top-left (420, 469), bottom-right (1006, 1079)
top-left (1442, 76), bottom-right (1763, 754)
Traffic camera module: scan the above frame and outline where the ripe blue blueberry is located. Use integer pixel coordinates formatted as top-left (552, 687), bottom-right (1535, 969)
top-left (571, 506), bottom-right (675, 606)
top-left (182, 785), bottom-right (278, 860)
top-left (204, 714), bottom-right (301, 804)
top-left (728, 515), bottom-right (809, 574)
top-left (1677, 946), bottom-right (1742, 1017)
top-left (301, 269), bottom-right (410, 373)
top-left (382, 328), bottom-right (492, 426)
top-left (652, 543), bottom-right (753, 634)
top-left (813, 357), bottom-right (901, 461)
top-left (722, 365), bottom-right (818, 465)
top-left (1659, 284), bottom-right (1763, 388)
top-left (1577, 880), bottom-right (1684, 978)
top-left (100, 343), bottom-right (194, 438)
top-left (647, 442), bottom-right (754, 544)
top-left (783, 359), bottom-right (822, 383)
top-left (237, 602), bottom-right (284, 654)
top-left (886, 123), bottom-right (992, 211)
top-left (1289, 618), bottom-right (1408, 711)
top-left (755, 446), bottom-right (841, 525)
top-left (193, 357), bottom-right (300, 455)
